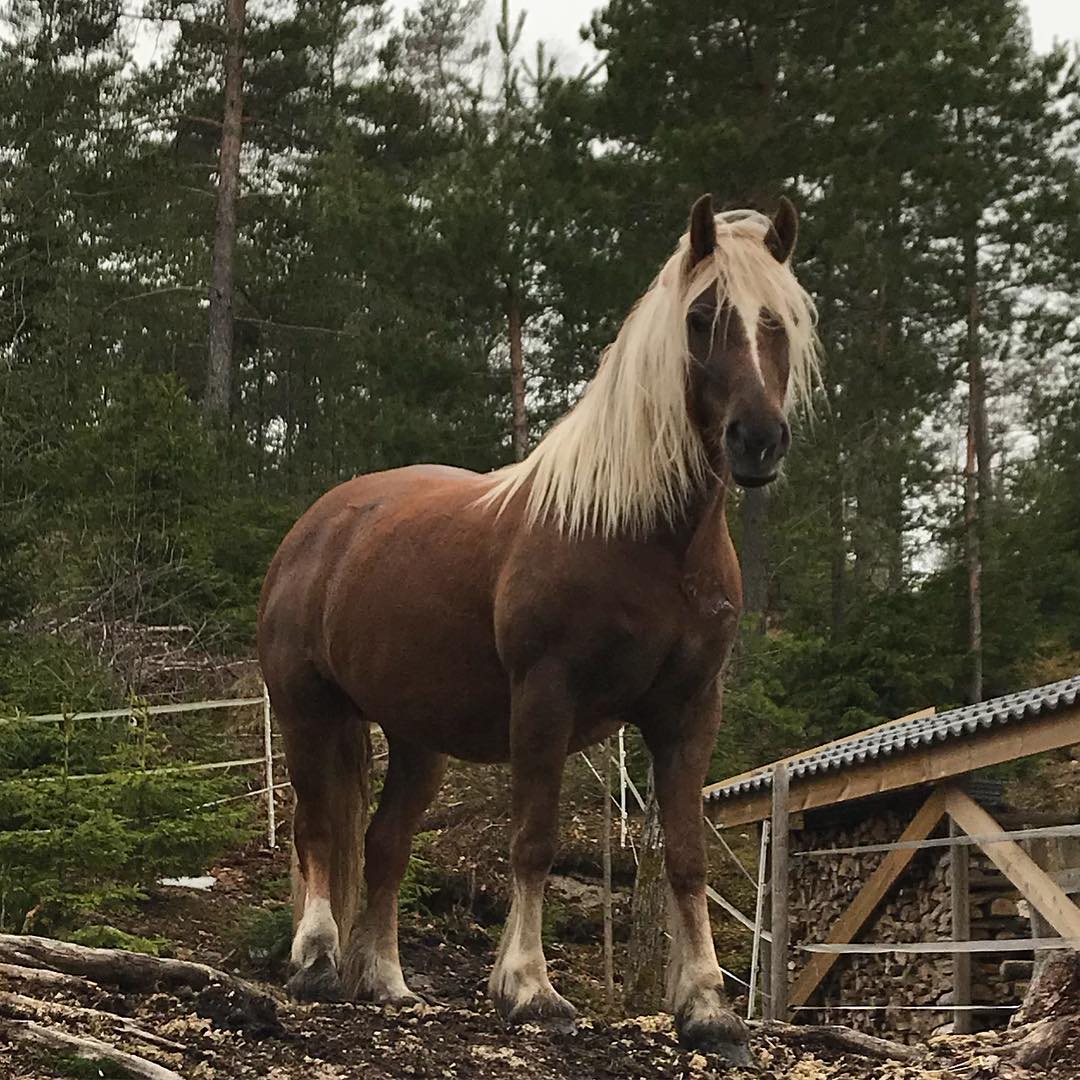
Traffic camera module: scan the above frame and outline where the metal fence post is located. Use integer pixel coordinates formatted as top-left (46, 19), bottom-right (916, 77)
top-left (618, 725), bottom-right (627, 848)
top-left (262, 684), bottom-right (277, 849)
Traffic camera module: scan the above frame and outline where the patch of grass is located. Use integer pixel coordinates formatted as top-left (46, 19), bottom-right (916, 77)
top-left (38, 1051), bottom-right (139, 1079)
top-left (66, 924), bottom-right (173, 957)
top-left (253, 873), bottom-right (291, 902)
top-left (400, 832), bottom-right (438, 914)
top-left (240, 904), bottom-right (293, 970)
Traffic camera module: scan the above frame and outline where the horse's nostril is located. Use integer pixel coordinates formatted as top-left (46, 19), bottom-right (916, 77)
top-left (724, 419), bottom-right (745, 453)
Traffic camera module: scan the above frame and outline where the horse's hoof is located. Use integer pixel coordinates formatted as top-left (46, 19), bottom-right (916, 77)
top-left (287, 955), bottom-right (344, 1003)
top-left (495, 988), bottom-right (577, 1031)
top-left (373, 989), bottom-right (425, 1008)
top-left (677, 1016), bottom-right (753, 1066)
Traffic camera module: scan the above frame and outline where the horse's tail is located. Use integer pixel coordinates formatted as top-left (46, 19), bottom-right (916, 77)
top-left (289, 716), bottom-right (372, 995)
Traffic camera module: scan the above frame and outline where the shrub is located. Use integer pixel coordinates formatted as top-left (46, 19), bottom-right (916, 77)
top-left (0, 697), bottom-right (258, 933)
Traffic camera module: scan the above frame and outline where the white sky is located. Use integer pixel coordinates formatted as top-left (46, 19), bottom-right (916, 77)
top-left (127, 2), bottom-right (1078, 77)
top-left (1025, 0), bottom-right (1080, 53)
top-left (506, 0), bottom-right (1079, 72)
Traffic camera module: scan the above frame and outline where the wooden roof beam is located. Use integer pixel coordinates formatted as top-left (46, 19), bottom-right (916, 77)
top-left (706, 706), bottom-right (1080, 828)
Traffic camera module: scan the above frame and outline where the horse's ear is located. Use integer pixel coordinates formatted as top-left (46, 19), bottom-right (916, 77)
top-left (766, 196), bottom-right (798, 263)
top-left (689, 194), bottom-right (716, 266)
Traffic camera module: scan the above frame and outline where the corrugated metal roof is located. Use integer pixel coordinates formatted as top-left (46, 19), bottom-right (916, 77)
top-left (704, 674), bottom-right (1080, 803)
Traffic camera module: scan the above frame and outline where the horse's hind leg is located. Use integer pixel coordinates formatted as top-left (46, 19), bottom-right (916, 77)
top-left (345, 738), bottom-right (446, 1003)
top-left (276, 680), bottom-right (368, 1003)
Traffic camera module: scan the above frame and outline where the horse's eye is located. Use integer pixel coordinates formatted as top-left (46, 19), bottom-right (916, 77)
top-left (688, 308), bottom-right (714, 333)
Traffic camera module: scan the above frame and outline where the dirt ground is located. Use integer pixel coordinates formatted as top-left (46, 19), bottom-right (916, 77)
top-left (3, 756), bottom-right (1079, 1078)
top-left (1, 919), bottom-right (1076, 1079)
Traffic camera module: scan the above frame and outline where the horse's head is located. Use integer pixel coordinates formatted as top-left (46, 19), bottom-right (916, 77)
top-left (683, 195), bottom-right (806, 489)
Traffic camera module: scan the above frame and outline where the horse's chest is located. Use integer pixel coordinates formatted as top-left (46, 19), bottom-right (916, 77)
top-left (562, 596), bottom-right (737, 720)
top-left (649, 618), bottom-right (736, 706)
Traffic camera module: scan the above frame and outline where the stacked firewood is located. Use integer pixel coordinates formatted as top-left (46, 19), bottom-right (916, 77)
top-left (788, 811), bottom-right (1033, 1039)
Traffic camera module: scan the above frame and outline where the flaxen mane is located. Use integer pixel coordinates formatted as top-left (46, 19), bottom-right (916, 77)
top-left (483, 209), bottom-right (820, 539)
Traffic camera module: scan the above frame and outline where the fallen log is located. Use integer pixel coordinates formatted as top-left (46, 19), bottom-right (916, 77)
top-left (0, 989), bottom-right (188, 1053)
top-left (0, 933), bottom-right (281, 1036)
top-left (0, 1017), bottom-right (182, 1080)
top-left (751, 1019), bottom-right (922, 1063)
top-left (0, 961), bottom-right (95, 994)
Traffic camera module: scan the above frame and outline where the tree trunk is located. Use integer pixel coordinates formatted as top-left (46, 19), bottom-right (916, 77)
top-left (740, 489), bottom-right (769, 633)
top-left (623, 770), bottom-right (666, 1014)
top-left (963, 220), bottom-right (985, 702)
top-left (203, 0), bottom-right (247, 420)
top-left (964, 230), bottom-right (992, 511)
top-left (959, 107), bottom-right (987, 704)
top-left (829, 472), bottom-right (846, 637)
top-left (0, 1020), bottom-right (182, 1080)
top-left (508, 279), bottom-right (528, 461)
top-left (964, 410), bottom-right (983, 703)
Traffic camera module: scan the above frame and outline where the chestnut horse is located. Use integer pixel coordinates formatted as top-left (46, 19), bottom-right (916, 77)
top-left (257, 195), bottom-right (818, 1062)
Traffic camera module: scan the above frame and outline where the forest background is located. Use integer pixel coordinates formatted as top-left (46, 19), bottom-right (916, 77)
top-left (2, 0), bottom-right (1080, 929)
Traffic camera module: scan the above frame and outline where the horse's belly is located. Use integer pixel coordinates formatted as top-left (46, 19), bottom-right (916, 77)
top-left (362, 647), bottom-right (513, 763)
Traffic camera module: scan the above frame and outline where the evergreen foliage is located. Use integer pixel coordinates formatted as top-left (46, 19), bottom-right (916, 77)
top-left (1, 0), bottom-right (1079, 904)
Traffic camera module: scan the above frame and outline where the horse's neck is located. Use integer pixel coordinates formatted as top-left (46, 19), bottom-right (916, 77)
top-left (677, 480), bottom-right (742, 617)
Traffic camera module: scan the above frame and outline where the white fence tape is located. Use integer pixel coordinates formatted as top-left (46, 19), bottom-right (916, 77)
top-left (0, 696), bottom-right (264, 725)
top-left (791, 1004), bottom-right (1019, 1013)
top-left (18, 754), bottom-right (285, 783)
top-left (796, 821), bottom-right (1080, 858)
top-left (801, 936), bottom-right (1079, 955)
top-left (707, 884), bottom-right (770, 941)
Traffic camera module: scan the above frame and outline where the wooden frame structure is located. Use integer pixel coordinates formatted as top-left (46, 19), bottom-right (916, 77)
top-left (704, 690), bottom-right (1080, 1025)
top-left (705, 702), bottom-right (1080, 829)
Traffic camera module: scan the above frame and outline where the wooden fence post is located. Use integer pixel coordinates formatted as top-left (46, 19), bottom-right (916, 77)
top-left (767, 762), bottom-right (790, 1021)
top-left (950, 818), bottom-right (974, 1033)
top-left (262, 685), bottom-right (277, 850)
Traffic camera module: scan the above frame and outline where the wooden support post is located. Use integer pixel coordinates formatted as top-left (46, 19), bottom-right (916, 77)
top-left (950, 817), bottom-right (974, 1033)
top-left (262, 685), bottom-right (277, 850)
top-left (767, 763), bottom-right (789, 1021)
top-left (1026, 835), bottom-right (1080, 976)
top-left (945, 787), bottom-right (1080, 941)
top-left (1027, 836), bottom-right (1056, 977)
top-left (790, 786), bottom-right (947, 1009)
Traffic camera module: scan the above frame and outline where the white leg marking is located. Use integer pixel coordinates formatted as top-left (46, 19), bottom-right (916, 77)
top-left (291, 895), bottom-right (340, 969)
top-left (665, 887), bottom-right (747, 1049)
top-left (354, 915), bottom-right (414, 1002)
top-left (489, 881), bottom-right (574, 1018)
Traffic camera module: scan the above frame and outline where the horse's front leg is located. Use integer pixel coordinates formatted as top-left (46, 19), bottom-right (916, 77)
top-left (488, 661), bottom-right (576, 1026)
top-left (644, 684), bottom-right (751, 1065)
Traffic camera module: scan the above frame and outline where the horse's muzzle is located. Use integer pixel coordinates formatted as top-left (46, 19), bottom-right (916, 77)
top-left (725, 414), bottom-right (790, 487)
